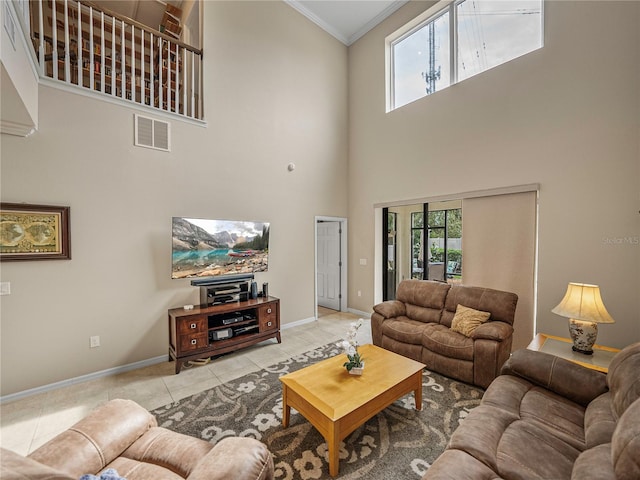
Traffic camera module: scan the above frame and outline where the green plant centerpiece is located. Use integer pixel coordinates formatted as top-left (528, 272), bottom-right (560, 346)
top-left (337, 319), bottom-right (364, 374)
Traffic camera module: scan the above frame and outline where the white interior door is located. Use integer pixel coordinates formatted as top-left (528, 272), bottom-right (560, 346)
top-left (317, 221), bottom-right (341, 310)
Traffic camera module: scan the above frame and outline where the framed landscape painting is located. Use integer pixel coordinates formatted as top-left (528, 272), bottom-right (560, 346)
top-left (0, 203), bottom-right (71, 261)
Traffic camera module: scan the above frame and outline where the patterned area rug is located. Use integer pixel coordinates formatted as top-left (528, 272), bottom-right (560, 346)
top-left (152, 343), bottom-right (484, 479)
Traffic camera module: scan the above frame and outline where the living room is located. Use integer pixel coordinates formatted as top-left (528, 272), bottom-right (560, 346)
top-left (1, 0), bottom-right (638, 477)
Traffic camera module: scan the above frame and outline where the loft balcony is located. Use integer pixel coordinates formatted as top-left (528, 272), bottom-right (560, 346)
top-left (28, 0), bottom-right (203, 121)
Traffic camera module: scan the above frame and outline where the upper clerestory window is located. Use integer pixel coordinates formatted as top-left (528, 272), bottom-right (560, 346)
top-left (387, 0), bottom-right (544, 111)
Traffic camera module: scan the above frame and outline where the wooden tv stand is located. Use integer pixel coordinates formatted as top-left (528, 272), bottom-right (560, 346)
top-left (168, 296), bottom-right (280, 374)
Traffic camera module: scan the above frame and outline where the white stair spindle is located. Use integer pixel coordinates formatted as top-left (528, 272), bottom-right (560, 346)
top-left (111, 16), bottom-right (116, 94)
top-left (89, 6), bottom-right (94, 90)
top-left (63, 0), bottom-right (70, 82)
top-left (120, 20), bottom-right (125, 98)
top-left (130, 25), bottom-right (135, 101)
top-left (150, 33), bottom-right (154, 106)
top-left (174, 44), bottom-right (179, 113)
top-left (158, 39), bottom-right (163, 109)
top-left (77, 1), bottom-right (82, 86)
top-left (167, 41), bottom-right (172, 111)
top-left (100, 12), bottom-right (105, 92)
top-left (190, 51), bottom-right (195, 117)
top-left (140, 30), bottom-right (145, 104)
top-left (52, 0), bottom-right (58, 79)
top-left (182, 47), bottom-right (186, 116)
top-left (38, 0), bottom-right (44, 75)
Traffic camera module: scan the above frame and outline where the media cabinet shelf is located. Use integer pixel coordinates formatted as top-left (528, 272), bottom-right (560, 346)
top-left (168, 296), bottom-right (280, 374)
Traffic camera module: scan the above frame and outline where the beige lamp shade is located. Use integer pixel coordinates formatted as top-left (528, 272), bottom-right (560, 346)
top-left (551, 283), bottom-right (615, 324)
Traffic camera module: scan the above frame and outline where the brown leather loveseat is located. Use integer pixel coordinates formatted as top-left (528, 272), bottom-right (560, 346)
top-left (372, 279), bottom-right (518, 388)
top-left (424, 341), bottom-right (640, 480)
top-left (1, 398), bottom-right (274, 480)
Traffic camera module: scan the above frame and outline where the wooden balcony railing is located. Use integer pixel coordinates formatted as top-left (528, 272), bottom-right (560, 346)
top-left (29, 0), bottom-right (203, 120)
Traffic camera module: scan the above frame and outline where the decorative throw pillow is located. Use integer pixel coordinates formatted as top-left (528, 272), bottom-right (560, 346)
top-left (450, 304), bottom-right (491, 337)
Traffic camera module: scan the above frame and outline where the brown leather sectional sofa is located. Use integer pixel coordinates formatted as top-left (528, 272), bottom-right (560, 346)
top-left (1, 398), bottom-right (274, 480)
top-left (372, 279), bottom-right (518, 388)
top-left (424, 341), bottom-right (640, 480)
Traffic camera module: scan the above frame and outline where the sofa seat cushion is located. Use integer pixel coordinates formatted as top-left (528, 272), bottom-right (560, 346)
top-left (448, 404), bottom-right (581, 480)
top-left (122, 427), bottom-right (213, 478)
top-left (481, 375), bottom-right (587, 450)
top-left (571, 444), bottom-right (615, 480)
top-left (496, 419), bottom-right (581, 480)
top-left (381, 317), bottom-right (429, 345)
top-left (584, 392), bottom-right (617, 448)
top-left (422, 448), bottom-right (505, 480)
top-left (421, 323), bottom-right (474, 361)
top-left (107, 457), bottom-right (185, 480)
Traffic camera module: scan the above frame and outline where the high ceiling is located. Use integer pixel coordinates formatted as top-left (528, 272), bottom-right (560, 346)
top-left (288, 1), bottom-right (408, 45)
top-left (91, 0), bottom-right (408, 47)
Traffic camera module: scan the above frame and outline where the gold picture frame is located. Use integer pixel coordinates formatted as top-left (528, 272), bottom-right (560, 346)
top-left (0, 203), bottom-right (71, 261)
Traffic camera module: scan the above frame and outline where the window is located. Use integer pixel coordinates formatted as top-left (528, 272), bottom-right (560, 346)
top-left (382, 202), bottom-right (461, 301)
top-left (388, 0), bottom-right (543, 110)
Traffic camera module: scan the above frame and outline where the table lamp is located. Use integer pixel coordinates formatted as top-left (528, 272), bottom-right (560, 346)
top-left (551, 282), bottom-right (615, 355)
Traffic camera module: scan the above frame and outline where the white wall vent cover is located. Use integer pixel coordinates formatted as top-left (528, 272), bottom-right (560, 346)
top-left (134, 114), bottom-right (171, 152)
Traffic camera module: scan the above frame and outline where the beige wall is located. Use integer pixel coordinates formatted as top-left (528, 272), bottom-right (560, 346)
top-left (2, 0), bottom-right (639, 398)
top-left (0, 1), bottom-right (348, 396)
top-left (463, 192), bottom-right (537, 351)
top-left (348, 1), bottom-right (640, 348)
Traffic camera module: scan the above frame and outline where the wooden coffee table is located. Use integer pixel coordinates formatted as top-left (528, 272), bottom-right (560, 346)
top-left (280, 344), bottom-right (425, 476)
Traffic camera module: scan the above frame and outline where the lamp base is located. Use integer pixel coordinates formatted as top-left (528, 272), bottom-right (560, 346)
top-left (571, 345), bottom-right (594, 355)
top-left (568, 318), bottom-right (598, 355)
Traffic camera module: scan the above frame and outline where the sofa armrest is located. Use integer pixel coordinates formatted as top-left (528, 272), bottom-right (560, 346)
top-left (28, 399), bottom-right (156, 478)
top-left (1, 447), bottom-right (75, 480)
top-left (470, 321), bottom-right (513, 342)
top-left (501, 349), bottom-right (608, 407)
top-left (372, 300), bottom-right (405, 319)
top-left (188, 437), bottom-right (274, 480)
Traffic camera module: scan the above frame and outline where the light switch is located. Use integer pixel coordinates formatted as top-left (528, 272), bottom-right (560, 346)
top-left (359, 258), bottom-right (367, 266)
top-left (0, 282), bottom-right (10, 295)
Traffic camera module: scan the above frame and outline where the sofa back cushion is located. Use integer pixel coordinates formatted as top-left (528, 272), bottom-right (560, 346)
top-left (441, 284), bottom-right (518, 328)
top-left (1, 447), bottom-right (74, 480)
top-left (612, 397), bottom-right (640, 480)
top-left (396, 280), bottom-right (450, 324)
top-left (28, 399), bottom-right (156, 478)
top-left (607, 342), bottom-right (640, 418)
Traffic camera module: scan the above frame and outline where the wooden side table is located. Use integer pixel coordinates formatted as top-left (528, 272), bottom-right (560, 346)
top-left (527, 333), bottom-right (620, 373)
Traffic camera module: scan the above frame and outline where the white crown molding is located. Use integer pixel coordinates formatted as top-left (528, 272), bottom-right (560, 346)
top-left (0, 119), bottom-right (36, 137)
top-left (285, 1), bottom-right (409, 46)
top-left (347, 1), bottom-right (408, 45)
top-left (285, 0), bottom-right (349, 44)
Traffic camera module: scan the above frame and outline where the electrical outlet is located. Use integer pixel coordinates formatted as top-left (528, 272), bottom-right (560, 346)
top-left (357, 290), bottom-right (362, 297)
top-left (90, 336), bottom-right (100, 348)
top-left (0, 282), bottom-right (10, 295)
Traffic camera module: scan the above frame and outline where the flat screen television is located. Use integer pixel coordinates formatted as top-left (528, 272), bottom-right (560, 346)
top-left (172, 217), bottom-right (269, 279)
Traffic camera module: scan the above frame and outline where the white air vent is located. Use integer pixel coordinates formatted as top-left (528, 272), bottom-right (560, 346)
top-left (134, 114), bottom-right (171, 152)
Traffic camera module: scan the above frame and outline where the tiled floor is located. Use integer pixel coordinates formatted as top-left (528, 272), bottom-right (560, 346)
top-left (0, 311), bottom-right (370, 457)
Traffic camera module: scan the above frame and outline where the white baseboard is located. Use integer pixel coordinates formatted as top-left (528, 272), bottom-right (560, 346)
top-left (0, 355), bottom-right (168, 405)
top-left (281, 316), bottom-right (317, 329)
top-left (348, 308), bottom-right (372, 318)
top-left (1, 311), bottom-right (373, 404)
